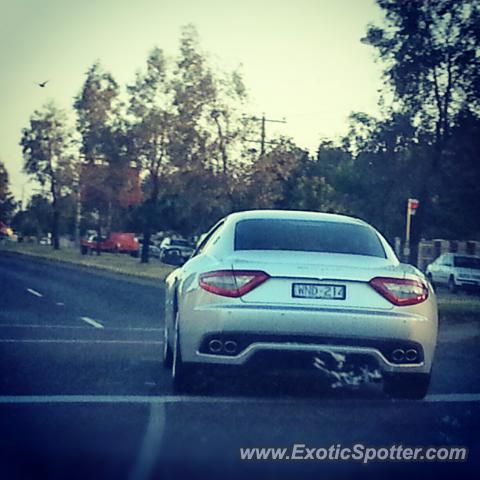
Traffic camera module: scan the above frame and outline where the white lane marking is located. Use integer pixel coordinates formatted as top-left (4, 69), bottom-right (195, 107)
top-left (426, 393), bottom-right (480, 402)
top-left (0, 324), bottom-right (162, 332)
top-left (56, 302), bottom-right (65, 306)
top-left (0, 393), bottom-right (478, 405)
top-left (80, 316), bottom-right (104, 329)
top-left (0, 339), bottom-right (162, 345)
top-left (129, 403), bottom-right (165, 480)
top-left (26, 288), bottom-right (43, 297)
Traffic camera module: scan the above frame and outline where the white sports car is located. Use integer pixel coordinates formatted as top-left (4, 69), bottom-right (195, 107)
top-left (163, 210), bottom-right (438, 398)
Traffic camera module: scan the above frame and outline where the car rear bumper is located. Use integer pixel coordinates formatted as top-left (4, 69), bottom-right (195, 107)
top-left (178, 303), bottom-right (437, 374)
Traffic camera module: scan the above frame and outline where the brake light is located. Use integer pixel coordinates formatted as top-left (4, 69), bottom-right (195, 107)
top-left (369, 277), bottom-right (428, 306)
top-left (199, 270), bottom-right (269, 297)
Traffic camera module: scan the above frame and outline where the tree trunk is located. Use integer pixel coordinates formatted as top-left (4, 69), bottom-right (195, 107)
top-left (409, 144), bottom-right (443, 266)
top-left (141, 181), bottom-right (160, 264)
top-left (141, 223), bottom-right (151, 264)
top-left (140, 198), bottom-right (155, 264)
top-left (52, 206), bottom-right (60, 250)
top-left (96, 220), bottom-right (102, 256)
top-left (50, 182), bottom-right (60, 250)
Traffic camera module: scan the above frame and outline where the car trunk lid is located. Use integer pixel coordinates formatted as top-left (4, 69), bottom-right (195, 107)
top-left (228, 251), bottom-right (399, 310)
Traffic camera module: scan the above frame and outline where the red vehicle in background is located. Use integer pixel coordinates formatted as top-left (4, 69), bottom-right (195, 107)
top-left (80, 232), bottom-right (139, 256)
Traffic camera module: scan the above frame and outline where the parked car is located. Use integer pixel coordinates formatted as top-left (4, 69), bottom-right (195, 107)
top-left (80, 232), bottom-right (139, 256)
top-left (160, 237), bottom-right (194, 263)
top-left (138, 239), bottom-right (162, 259)
top-left (426, 253), bottom-right (480, 293)
top-left (163, 210), bottom-right (438, 398)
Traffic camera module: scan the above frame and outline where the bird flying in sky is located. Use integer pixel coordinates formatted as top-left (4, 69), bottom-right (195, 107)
top-left (36, 80), bottom-right (49, 88)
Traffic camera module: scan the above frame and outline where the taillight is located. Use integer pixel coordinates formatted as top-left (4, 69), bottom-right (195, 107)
top-left (199, 270), bottom-right (269, 297)
top-left (369, 277), bottom-right (428, 306)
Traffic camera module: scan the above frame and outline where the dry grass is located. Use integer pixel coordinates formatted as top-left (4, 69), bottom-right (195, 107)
top-left (2, 242), bottom-right (479, 316)
top-left (436, 289), bottom-right (480, 322)
top-left (0, 242), bottom-right (175, 281)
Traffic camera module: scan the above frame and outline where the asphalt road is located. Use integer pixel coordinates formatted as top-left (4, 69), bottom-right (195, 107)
top-left (0, 253), bottom-right (479, 480)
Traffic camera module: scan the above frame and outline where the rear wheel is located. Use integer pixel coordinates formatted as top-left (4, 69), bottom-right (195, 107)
top-left (172, 317), bottom-right (197, 393)
top-left (80, 245), bottom-right (88, 255)
top-left (448, 275), bottom-right (457, 294)
top-left (383, 372), bottom-right (431, 399)
top-left (163, 323), bottom-right (173, 369)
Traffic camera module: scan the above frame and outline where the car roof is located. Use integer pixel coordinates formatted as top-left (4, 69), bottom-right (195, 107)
top-left (226, 209), bottom-right (368, 226)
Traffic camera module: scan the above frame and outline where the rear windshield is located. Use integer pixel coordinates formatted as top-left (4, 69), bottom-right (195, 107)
top-left (235, 219), bottom-right (386, 258)
top-left (454, 256), bottom-right (480, 269)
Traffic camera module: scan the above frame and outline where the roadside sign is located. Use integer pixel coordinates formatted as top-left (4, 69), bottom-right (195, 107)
top-left (408, 198), bottom-right (419, 216)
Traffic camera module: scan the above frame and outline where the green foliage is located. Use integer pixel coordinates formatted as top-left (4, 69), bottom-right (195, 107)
top-left (74, 62), bottom-right (122, 162)
top-left (363, 0), bottom-right (480, 139)
top-left (20, 102), bottom-right (75, 248)
top-left (0, 160), bottom-right (16, 222)
top-left (16, 18), bottom-right (480, 256)
top-left (11, 194), bottom-right (52, 237)
top-left (358, 0), bottom-right (480, 254)
top-left (74, 62), bottom-right (131, 233)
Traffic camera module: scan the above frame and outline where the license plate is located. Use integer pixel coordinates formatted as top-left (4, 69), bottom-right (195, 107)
top-left (292, 283), bottom-right (346, 300)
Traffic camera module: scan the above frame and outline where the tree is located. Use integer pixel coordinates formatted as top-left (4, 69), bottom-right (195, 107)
top-left (169, 25), bottom-right (217, 171)
top-left (20, 102), bottom-right (75, 249)
top-left (143, 25), bottom-right (251, 240)
top-left (0, 160), bottom-right (16, 222)
top-left (11, 194), bottom-right (52, 239)
top-left (363, 0), bottom-right (480, 261)
top-left (127, 47), bottom-right (173, 263)
top-left (244, 138), bottom-right (335, 212)
top-left (74, 62), bottom-right (131, 241)
top-left (340, 112), bottom-right (419, 241)
top-left (74, 62), bottom-right (122, 163)
top-left (429, 110), bottom-right (480, 239)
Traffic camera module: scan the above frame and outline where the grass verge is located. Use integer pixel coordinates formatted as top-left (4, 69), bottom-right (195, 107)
top-left (0, 242), bottom-right (175, 281)
top-left (1, 242), bottom-right (479, 316)
top-left (437, 289), bottom-right (480, 323)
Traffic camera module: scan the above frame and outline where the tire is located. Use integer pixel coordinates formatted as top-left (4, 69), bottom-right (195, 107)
top-left (163, 323), bottom-right (173, 369)
top-left (383, 372), bottom-right (431, 400)
top-left (80, 245), bottom-right (88, 255)
top-left (448, 275), bottom-right (457, 294)
top-left (171, 317), bottom-right (197, 393)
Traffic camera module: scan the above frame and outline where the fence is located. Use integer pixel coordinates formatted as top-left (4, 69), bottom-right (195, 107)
top-left (417, 239), bottom-right (480, 271)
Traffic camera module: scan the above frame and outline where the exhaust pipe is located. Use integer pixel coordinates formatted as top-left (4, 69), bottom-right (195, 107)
top-left (224, 340), bottom-right (238, 354)
top-left (392, 348), bottom-right (405, 362)
top-left (208, 339), bottom-right (223, 353)
top-left (405, 349), bottom-right (418, 362)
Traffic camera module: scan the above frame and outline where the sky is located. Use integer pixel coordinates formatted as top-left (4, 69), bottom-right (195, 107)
top-left (0, 0), bottom-right (385, 200)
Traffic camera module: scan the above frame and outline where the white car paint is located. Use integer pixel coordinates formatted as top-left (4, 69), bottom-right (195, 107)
top-left (164, 210), bottom-right (438, 398)
top-left (426, 253), bottom-right (480, 292)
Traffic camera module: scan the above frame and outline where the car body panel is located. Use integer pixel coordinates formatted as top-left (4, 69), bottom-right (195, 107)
top-left (81, 232), bottom-right (139, 253)
top-left (164, 210), bottom-right (438, 379)
top-left (426, 253), bottom-right (480, 288)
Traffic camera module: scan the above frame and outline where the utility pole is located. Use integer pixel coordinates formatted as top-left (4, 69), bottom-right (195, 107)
top-left (244, 114), bottom-right (287, 156)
